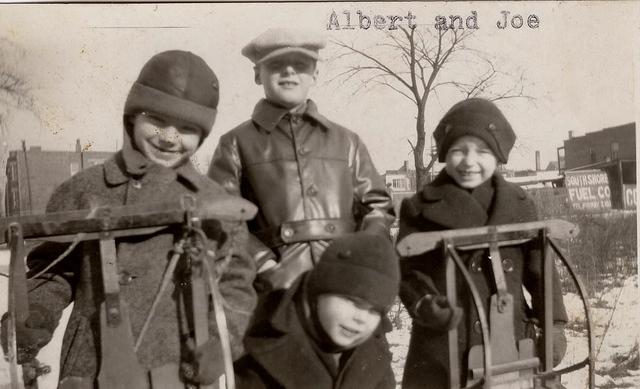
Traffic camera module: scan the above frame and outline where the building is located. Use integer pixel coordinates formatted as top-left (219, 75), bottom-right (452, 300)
top-left (5, 143), bottom-right (112, 216)
top-left (382, 160), bottom-right (418, 216)
top-left (558, 123), bottom-right (636, 210)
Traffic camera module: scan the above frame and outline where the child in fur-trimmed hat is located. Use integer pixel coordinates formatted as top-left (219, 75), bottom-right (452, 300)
top-left (1, 50), bottom-right (257, 387)
top-left (235, 231), bottom-right (398, 389)
top-left (397, 98), bottom-right (568, 389)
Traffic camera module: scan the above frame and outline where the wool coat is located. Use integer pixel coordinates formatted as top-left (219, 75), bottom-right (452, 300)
top-left (208, 99), bottom-right (393, 290)
top-left (23, 146), bottom-right (257, 384)
top-left (234, 275), bottom-right (395, 389)
top-left (398, 171), bottom-right (568, 389)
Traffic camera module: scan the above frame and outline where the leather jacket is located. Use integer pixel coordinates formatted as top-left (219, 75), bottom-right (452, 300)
top-left (208, 99), bottom-right (393, 290)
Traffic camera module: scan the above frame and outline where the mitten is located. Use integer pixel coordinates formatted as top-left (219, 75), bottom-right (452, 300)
top-left (414, 294), bottom-right (463, 331)
top-left (1, 308), bottom-right (52, 364)
top-left (180, 338), bottom-right (225, 385)
top-left (535, 322), bottom-right (567, 367)
top-left (552, 323), bottom-right (567, 366)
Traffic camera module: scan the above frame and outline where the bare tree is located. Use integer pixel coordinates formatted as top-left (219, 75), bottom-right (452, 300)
top-left (330, 26), bottom-right (532, 189)
top-left (0, 37), bottom-right (36, 215)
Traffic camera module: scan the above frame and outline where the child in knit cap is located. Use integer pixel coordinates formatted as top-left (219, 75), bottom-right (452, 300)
top-left (235, 231), bottom-right (398, 389)
top-left (398, 98), bottom-right (568, 389)
top-left (1, 50), bottom-right (257, 387)
top-left (208, 28), bottom-right (393, 292)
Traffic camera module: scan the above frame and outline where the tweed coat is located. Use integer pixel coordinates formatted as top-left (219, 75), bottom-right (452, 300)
top-left (234, 275), bottom-right (395, 389)
top-left (398, 171), bottom-right (567, 389)
top-left (208, 99), bottom-right (393, 290)
top-left (23, 146), bottom-right (257, 384)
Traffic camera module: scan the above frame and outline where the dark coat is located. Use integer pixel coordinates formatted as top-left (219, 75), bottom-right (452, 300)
top-left (24, 146), bottom-right (257, 383)
top-left (234, 275), bottom-right (395, 389)
top-left (398, 172), bottom-right (567, 389)
top-left (208, 99), bottom-right (393, 289)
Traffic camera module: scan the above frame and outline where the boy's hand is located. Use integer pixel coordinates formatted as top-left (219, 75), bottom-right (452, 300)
top-left (1, 309), bottom-right (52, 363)
top-left (180, 338), bottom-right (224, 385)
top-left (414, 294), bottom-right (462, 331)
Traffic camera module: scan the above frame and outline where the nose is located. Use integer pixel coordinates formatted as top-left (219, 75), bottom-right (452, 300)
top-left (352, 308), bottom-right (368, 324)
top-left (158, 126), bottom-right (179, 145)
top-left (461, 150), bottom-right (478, 165)
top-left (282, 65), bottom-right (296, 76)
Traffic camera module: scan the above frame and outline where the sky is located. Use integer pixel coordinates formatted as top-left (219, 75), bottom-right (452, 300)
top-left (0, 1), bottom-right (638, 174)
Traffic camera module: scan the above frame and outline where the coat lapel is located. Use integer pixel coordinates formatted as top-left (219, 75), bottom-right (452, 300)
top-left (337, 332), bottom-right (392, 388)
top-left (243, 280), bottom-right (334, 389)
top-left (418, 173), bottom-right (488, 229)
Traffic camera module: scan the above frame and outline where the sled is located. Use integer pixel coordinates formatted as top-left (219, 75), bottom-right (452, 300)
top-left (397, 219), bottom-right (595, 389)
top-left (3, 194), bottom-right (257, 389)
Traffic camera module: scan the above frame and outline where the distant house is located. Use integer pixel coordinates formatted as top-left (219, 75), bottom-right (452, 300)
top-left (382, 160), bottom-right (418, 216)
top-left (5, 144), bottom-right (113, 216)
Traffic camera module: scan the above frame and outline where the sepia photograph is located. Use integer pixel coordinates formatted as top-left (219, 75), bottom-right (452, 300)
top-left (0, 2), bottom-right (638, 389)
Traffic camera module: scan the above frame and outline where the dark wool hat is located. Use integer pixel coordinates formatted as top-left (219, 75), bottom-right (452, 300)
top-left (124, 50), bottom-right (219, 136)
top-left (307, 232), bottom-right (400, 313)
top-left (434, 98), bottom-right (516, 163)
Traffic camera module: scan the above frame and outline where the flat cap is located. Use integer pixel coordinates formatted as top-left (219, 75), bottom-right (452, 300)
top-left (242, 28), bottom-right (327, 65)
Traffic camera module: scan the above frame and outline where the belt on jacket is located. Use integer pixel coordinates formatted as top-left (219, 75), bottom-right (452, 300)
top-left (254, 218), bottom-right (356, 248)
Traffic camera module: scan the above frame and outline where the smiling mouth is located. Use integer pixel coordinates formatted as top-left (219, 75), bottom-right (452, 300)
top-left (150, 144), bottom-right (181, 156)
top-left (339, 325), bottom-right (360, 338)
top-left (279, 81), bottom-right (298, 87)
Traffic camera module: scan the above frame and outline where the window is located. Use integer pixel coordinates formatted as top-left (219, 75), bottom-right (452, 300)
top-left (392, 178), bottom-right (407, 190)
top-left (611, 142), bottom-right (619, 160)
top-left (589, 148), bottom-right (597, 163)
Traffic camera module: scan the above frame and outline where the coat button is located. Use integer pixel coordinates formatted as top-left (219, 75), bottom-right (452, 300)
top-left (502, 258), bottom-right (514, 273)
top-left (470, 259), bottom-right (482, 273)
top-left (306, 185), bottom-right (318, 196)
top-left (325, 223), bottom-right (336, 233)
top-left (118, 270), bottom-right (134, 285)
top-left (473, 320), bottom-right (483, 334)
top-left (282, 228), bottom-right (294, 239)
top-left (131, 180), bottom-right (142, 189)
top-left (298, 147), bottom-right (309, 156)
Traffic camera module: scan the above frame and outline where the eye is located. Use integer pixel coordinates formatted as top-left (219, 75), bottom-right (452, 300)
top-left (179, 126), bottom-right (201, 136)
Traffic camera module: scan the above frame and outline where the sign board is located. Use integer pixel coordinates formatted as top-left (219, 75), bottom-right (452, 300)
top-left (564, 170), bottom-right (612, 211)
top-left (623, 184), bottom-right (636, 210)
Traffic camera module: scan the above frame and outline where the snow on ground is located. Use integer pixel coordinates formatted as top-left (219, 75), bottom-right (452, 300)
top-left (387, 275), bottom-right (639, 389)
top-left (1, 242), bottom-right (638, 388)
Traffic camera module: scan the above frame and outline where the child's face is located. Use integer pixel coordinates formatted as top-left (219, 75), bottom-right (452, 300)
top-left (132, 111), bottom-right (202, 168)
top-left (316, 294), bottom-right (381, 349)
top-left (445, 135), bottom-right (498, 189)
top-left (255, 52), bottom-right (318, 109)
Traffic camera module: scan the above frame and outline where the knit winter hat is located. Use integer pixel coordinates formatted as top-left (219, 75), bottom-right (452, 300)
top-left (124, 50), bottom-right (219, 137)
top-left (307, 232), bottom-right (400, 313)
top-left (434, 98), bottom-right (516, 164)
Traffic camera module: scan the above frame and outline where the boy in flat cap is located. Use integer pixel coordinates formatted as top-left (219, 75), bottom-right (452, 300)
top-left (208, 28), bottom-right (393, 292)
top-left (1, 50), bottom-right (257, 388)
top-left (397, 98), bottom-right (568, 389)
top-left (235, 231), bottom-right (398, 389)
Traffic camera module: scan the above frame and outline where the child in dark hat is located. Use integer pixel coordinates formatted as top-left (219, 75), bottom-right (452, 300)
top-left (235, 231), bottom-right (398, 389)
top-left (398, 98), bottom-right (568, 389)
top-left (1, 50), bottom-right (257, 387)
top-left (208, 28), bottom-right (393, 292)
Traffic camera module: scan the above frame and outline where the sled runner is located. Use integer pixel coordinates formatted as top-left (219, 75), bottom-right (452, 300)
top-left (397, 219), bottom-right (595, 389)
top-left (3, 195), bottom-right (257, 389)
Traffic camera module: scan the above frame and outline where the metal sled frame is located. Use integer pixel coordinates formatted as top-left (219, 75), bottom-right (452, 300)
top-left (3, 195), bottom-right (257, 389)
top-left (397, 220), bottom-right (595, 389)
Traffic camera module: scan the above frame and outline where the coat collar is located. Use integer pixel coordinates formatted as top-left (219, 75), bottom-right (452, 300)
top-left (103, 146), bottom-right (203, 191)
top-left (415, 171), bottom-right (528, 229)
top-left (251, 99), bottom-right (332, 133)
top-left (244, 275), bottom-right (392, 388)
